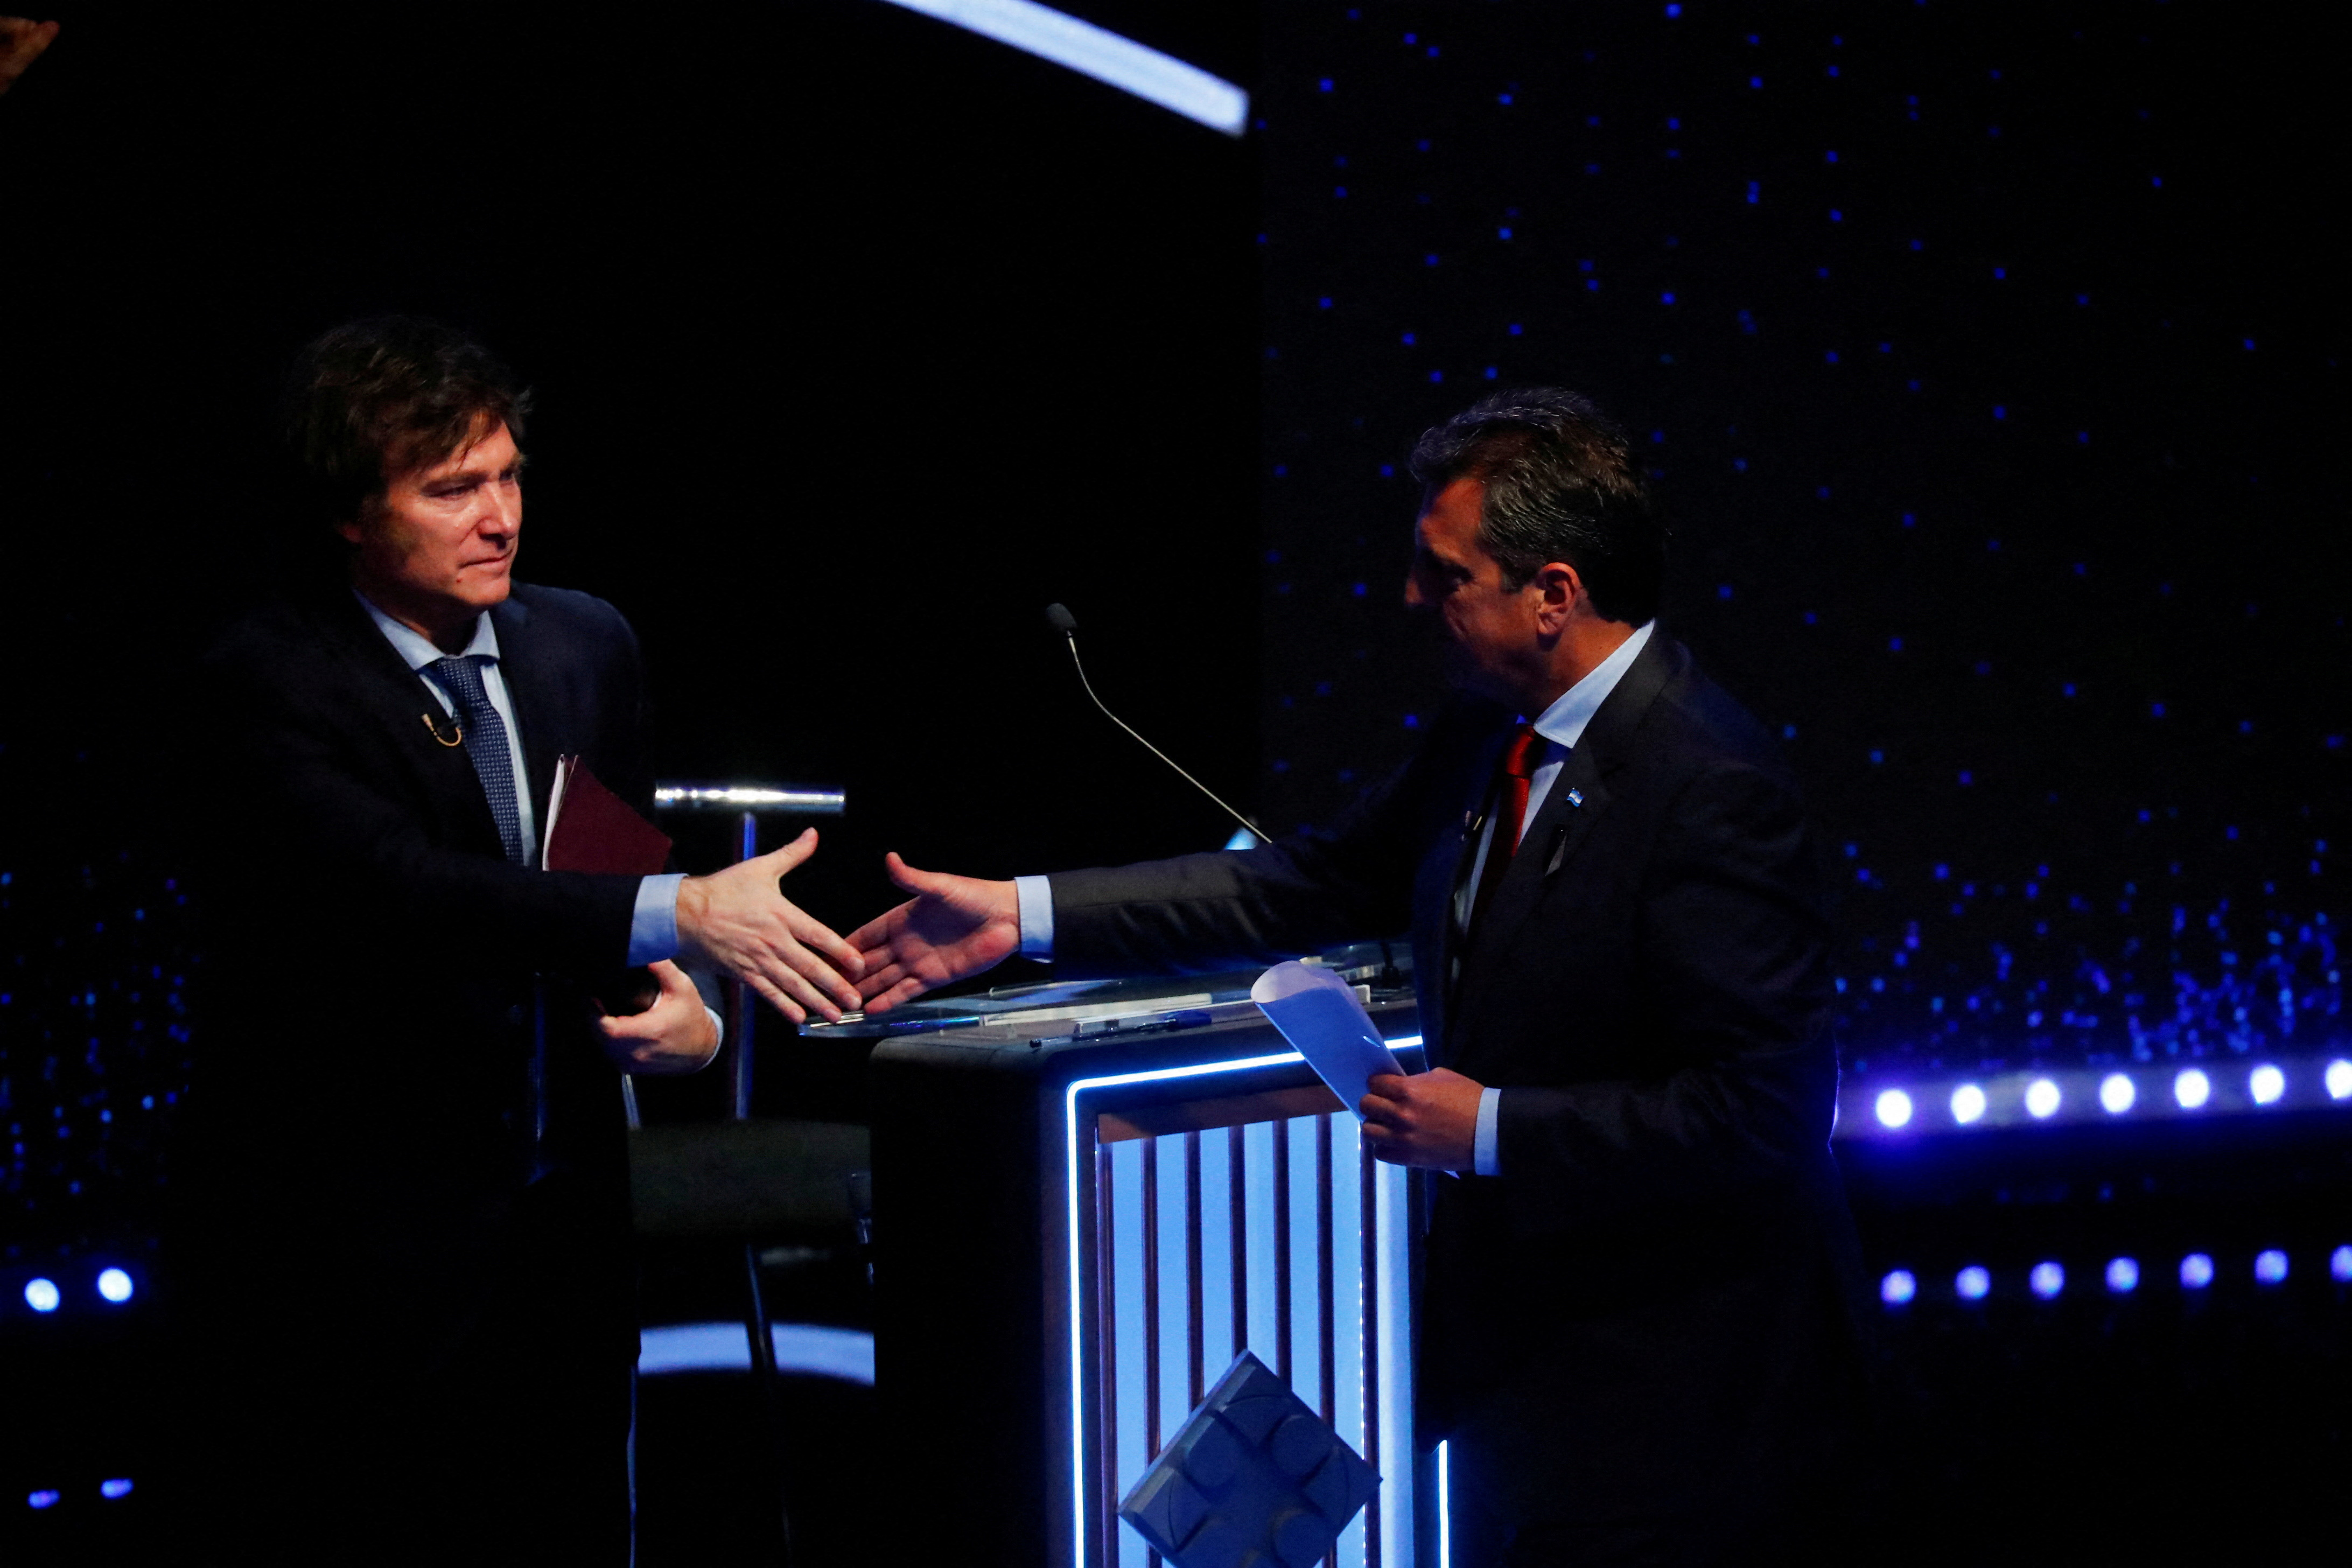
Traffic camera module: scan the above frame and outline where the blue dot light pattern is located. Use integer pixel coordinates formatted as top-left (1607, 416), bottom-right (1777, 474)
top-left (1871, 1247), bottom-right (2352, 1306)
top-left (0, 820), bottom-right (194, 1254)
top-left (1257, 6), bottom-right (2344, 1082)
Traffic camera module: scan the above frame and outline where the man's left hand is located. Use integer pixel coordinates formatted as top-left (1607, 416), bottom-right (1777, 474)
top-left (1361, 1067), bottom-right (1484, 1170)
top-left (596, 960), bottom-right (720, 1076)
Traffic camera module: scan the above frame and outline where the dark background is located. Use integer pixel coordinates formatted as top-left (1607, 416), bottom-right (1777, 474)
top-left (3, 2), bottom-right (2348, 1563)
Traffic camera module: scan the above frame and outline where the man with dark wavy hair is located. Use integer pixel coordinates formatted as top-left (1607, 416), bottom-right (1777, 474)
top-left (850, 388), bottom-right (1867, 1564)
top-left (173, 317), bottom-right (863, 1563)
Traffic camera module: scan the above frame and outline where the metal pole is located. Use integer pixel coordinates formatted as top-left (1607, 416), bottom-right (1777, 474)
top-left (731, 809), bottom-right (757, 1122)
top-left (725, 808), bottom-right (788, 1559)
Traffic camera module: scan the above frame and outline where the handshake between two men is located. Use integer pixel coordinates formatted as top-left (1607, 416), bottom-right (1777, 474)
top-left (669, 841), bottom-right (1484, 1172)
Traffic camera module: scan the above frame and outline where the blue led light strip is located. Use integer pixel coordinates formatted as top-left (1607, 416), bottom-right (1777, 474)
top-left (1065, 1052), bottom-right (1297, 1562)
top-left (1437, 1439), bottom-right (1452, 1568)
top-left (1843, 1053), bottom-right (2352, 1138)
top-left (1062, 1039), bottom-right (1433, 1565)
top-left (875, 0), bottom-right (1250, 136)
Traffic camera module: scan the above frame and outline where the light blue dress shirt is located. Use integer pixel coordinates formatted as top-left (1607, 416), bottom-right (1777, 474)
top-left (1014, 621), bottom-right (1655, 1177)
top-left (356, 594), bottom-right (685, 969)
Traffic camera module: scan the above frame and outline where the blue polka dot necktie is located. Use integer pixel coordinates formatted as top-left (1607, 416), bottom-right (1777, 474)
top-left (429, 655), bottom-right (527, 865)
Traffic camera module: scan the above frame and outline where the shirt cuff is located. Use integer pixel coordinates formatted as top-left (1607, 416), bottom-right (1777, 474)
top-left (1014, 874), bottom-right (1055, 960)
top-left (1473, 1086), bottom-right (1503, 1177)
top-left (704, 1005), bottom-right (725, 1049)
top-left (628, 873), bottom-right (687, 968)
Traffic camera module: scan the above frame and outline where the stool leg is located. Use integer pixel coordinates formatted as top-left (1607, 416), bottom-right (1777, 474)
top-left (742, 1240), bottom-right (794, 1562)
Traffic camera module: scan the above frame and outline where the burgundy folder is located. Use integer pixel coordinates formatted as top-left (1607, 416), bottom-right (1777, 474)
top-left (542, 755), bottom-right (672, 875)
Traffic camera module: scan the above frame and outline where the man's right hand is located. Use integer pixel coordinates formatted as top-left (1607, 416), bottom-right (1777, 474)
top-left (846, 852), bottom-right (1021, 1013)
top-left (675, 828), bottom-right (864, 1024)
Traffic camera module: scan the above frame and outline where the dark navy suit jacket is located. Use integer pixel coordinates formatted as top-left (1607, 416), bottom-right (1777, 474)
top-left (174, 581), bottom-right (655, 1563)
top-left (1044, 629), bottom-right (1867, 1528)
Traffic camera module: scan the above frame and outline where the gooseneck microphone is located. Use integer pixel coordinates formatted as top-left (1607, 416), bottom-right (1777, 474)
top-left (1045, 603), bottom-right (1271, 844)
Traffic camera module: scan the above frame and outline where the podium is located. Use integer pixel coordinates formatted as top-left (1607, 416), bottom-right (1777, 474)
top-left (823, 951), bottom-right (1430, 1566)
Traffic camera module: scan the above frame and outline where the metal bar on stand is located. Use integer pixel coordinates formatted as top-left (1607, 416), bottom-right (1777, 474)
top-left (1360, 1140), bottom-right (1382, 1567)
top-left (731, 809), bottom-right (757, 1122)
top-left (1143, 1137), bottom-right (1162, 1461)
top-left (1273, 1117), bottom-right (1292, 1385)
top-left (1228, 1123), bottom-right (1248, 1362)
top-left (1317, 1113), bottom-right (1337, 1568)
top-left (1185, 1130), bottom-right (1206, 1412)
top-left (1097, 1140), bottom-right (1121, 1568)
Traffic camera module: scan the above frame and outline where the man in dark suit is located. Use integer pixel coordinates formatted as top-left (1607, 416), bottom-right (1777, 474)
top-left (173, 318), bottom-right (864, 1563)
top-left (849, 389), bottom-right (1866, 1564)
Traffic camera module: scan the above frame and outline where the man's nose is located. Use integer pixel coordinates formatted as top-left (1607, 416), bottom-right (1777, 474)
top-left (479, 485), bottom-right (520, 536)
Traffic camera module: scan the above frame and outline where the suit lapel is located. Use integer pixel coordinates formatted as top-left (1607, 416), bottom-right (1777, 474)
top-left (489, 593), bottom-right (565, 831)
top-left (1455, 632), bottom-right (1686, 995)
top-left (1433, 721), bottom-right (1521, 1031)
top-left (305, 591), bottom-right (507, 853)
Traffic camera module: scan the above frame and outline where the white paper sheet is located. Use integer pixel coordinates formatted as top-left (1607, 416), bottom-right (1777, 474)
top-left (1250, 961), bottom-right (1405, 1120)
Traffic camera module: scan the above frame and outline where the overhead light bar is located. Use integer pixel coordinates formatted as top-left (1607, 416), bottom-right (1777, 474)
top-left (876, 0), bottom-right (1250, 136)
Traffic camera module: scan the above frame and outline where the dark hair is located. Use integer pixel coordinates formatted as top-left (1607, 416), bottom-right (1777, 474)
top-left (1408, 387), bottom-right (1665, 624)
top-left (282, 317), bottom-right (531, 522)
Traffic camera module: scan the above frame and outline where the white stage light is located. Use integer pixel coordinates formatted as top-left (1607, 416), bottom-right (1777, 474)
top-left (2181, 1253), bottom-right (2215, 1289)
top-left (1881, 1270), bottom-right (1917, 1305)
top-left (2249, 1065), bottom-right (2285, 1105)
top-left (2099, 1073), bottom-right (2136, 1114)
top-left (1438, 1440), bottom-right (1452, 1567)
top-left (23, 1278), bottom-right (59, 1314)
top-left (2029, 1262), bottom-right (2065, 1299)
top-left (1950, 1083), bottom-right (1987, 1124)
top-left (2326, 1060), bottom-right (2352, 1101)
top-left (1956, 1265), bottom-right (1991, 1301)
top-left (2025, 1078), bottom-right (2061, 1118)
top-left (2105, 1257), bottom-right (2139, 1293)
top-left (638, 1322), bottom-right (877, 1384)
top-left (1874, 1089), bottom-right (1913, 1129)
top-left (877, 0), bottom-right (1251, 136)
top-left (2255, 1249), bottom-right (2288, 1285)
top-left (2174, 1068), bottom-right (2211, 1110)
top-left (2331, 1246), bottom-right (2352, 1283)
top-left (96, 1268), bottom-right (133, 1304)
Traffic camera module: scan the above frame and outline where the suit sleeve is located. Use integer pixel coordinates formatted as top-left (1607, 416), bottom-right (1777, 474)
top-left (1493, 759), bottom-right (1838, 1217)
top-left (1044, 705), bottom-right (1485, 978)
top-left (211, 638), bottom-right (641, 981)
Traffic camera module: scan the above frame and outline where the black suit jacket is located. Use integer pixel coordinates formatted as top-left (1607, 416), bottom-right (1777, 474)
top-left (1046, 631), bottom-right (1865, 1522)
top-left (178, 578), bottom-right (660, 1376)
top-left (171, 581), bottom-right (659, 1560)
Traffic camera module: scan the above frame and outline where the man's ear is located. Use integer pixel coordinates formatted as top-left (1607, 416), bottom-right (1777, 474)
top-left (1531, 561), bottom-right (1586, 634)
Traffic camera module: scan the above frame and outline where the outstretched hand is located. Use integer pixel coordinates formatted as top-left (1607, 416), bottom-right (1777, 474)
top-left (675, 828), bottom-right (863, 1024)
top-left (846, 852), bottom-right (1021, 1013)
top-left (596, 960), bottom-right (720, 1075)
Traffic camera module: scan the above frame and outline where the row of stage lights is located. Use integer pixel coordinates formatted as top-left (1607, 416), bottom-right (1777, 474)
top-left (1866, 1058), bottom-right (2352, 1132)
top-left (12, 1268), bottom-right (136, 1316)
top-left (1883, 1245), bottom-right (2352, 1306)
top-left (27, 1480), bottom-right (134, 1511)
